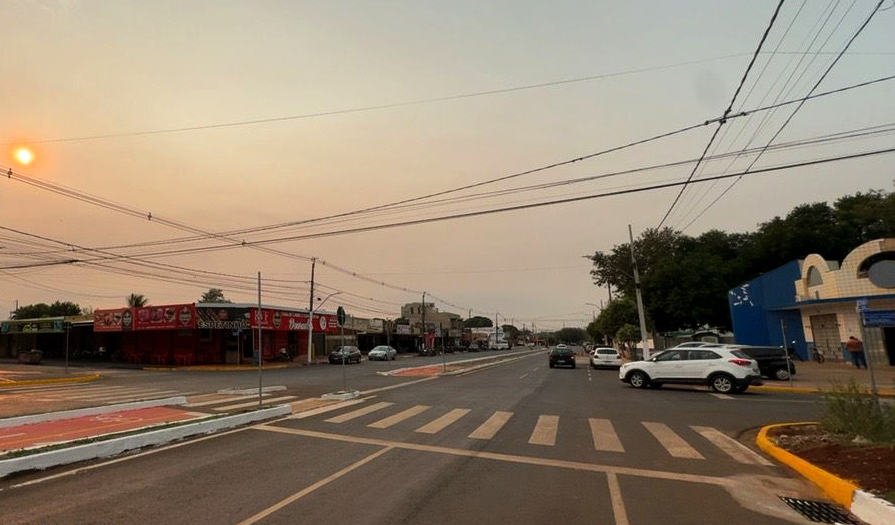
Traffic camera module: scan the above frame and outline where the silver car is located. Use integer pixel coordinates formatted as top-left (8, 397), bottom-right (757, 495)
top-left (368, 345), bottom-right (397, 361)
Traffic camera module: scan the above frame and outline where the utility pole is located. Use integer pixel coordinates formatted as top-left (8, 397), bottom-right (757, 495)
top-left (421, 292), bottom-right (427, 352)
top-left (306, 258), bottom-right (316, 364)
top-left (257, 272), bottom-right (263, 409)
top-left (607, 283), bottom-right (612, 301)
top-left (628, 224), bottom-right (651, 360)
top-left (494, 313), bottom-right (498, 348)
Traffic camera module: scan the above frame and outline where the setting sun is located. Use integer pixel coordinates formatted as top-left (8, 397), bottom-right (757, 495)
top-left (14, 147), bottom-right (34, 165)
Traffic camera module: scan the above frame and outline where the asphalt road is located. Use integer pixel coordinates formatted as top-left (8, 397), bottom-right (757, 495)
top-left (1, 349), bottom-right (831, 524)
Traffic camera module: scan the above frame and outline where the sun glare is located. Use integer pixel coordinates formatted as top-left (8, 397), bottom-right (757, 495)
top-left (14, 147), bottom-right (34, 166)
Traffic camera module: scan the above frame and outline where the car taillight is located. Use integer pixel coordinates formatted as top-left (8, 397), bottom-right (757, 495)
top-left (728, 358), bottom-right (752, 367)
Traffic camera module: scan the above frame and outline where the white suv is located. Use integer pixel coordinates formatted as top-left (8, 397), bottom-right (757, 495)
top-left (618, 347), bottom-right (762, 394)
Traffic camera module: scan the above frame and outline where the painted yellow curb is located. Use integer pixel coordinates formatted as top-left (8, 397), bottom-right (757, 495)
top-left (143, 364), bottom-right (291, 371)
top-left (0, 373), bottom-right (100, 388)
top-left (756, 422), bottom-right (858, 508)
top-left (752, 385), bottom-right (895, 397)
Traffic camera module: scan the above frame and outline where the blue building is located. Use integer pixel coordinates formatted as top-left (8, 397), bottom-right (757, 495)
top-left (728, 260), bottom-right (809, 360)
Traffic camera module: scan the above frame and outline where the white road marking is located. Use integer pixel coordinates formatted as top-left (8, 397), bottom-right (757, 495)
top-left (368, 405), bottom-right (430, 429)
top-left (185, 394), bottom-right (271, 408)
top-left (233, 447), bottom-right (393, 525)
top-left (519, 373), bottom-right (528, 379)
top-left (589, 418), bottom-right (625, 453)
top-left (710, 393), bottom-right (735, 400)
top-left (69, 389), bottom-right (181, 401)
top-left (289, 398), bottom-right (371, 419)
top-left (415, 409), bottom-right (470, 434)
top-left (690, 426), bottom-right (773, 465)
top-left (642, 422), bottom-right (704, 459)
top-left (325, 402), bottom-right (393, 423)
top-left (212, 396), bottom-right (297, 411)
top-left (468, 411), bottom-right (513, 440)
top-left (606, 472), bottom-right (630, 525)
top-left (358, 377), bottom-right (437, 395)
top-left (528, 415), bottom-right (559, 446)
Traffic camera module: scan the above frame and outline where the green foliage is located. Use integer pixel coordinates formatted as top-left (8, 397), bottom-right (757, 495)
top-left (126, 293), bottom-right (148, 307)
top-left (821, 380), bottom-right (895, 445)
top-left (596, 298), bottom-right (639, 340)
top-left (586, 319), bottom-right (604, 342)
top-left (554, 327), bottom-right (587, 344)
top-left (588, 187), bottom-right (895, 332)
top-left (464, 316), bottom-right (493, 328)
top-left (199, 288), bottom-right (231, 303)
top-left (12, 301), bottom-right (82, 319)
top-left (501, 324), bottom-right (520, 341)
top-left (616, 323), bottom-right (641, 344)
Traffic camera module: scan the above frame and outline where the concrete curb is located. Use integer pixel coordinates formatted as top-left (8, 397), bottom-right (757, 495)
top-left (751, 385), bottom-right (895, 397)
top-left (0, 373), bottom-right (100, 388)
top-left (0, 404), bottom-right (291, 479)
top-left (756, 422), bottom-right (895, 525)
top-left (0, 396), bottom-right (187, 429)
top-left (218, 386), bottom-right (286, 395)
top-left (143, 364), bottom-right (291, 371)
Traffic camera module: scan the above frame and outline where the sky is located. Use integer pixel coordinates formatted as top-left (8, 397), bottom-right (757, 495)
top-left (0, 0), bottom-right (893, 329)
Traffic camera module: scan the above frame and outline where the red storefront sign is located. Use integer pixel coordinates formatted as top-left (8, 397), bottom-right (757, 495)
top-left (249, 309), bottom-right (338, 333)
top-left (133, 304), bottom-right (196, 330)
top-left (94, 308), bottom-right (134, 332)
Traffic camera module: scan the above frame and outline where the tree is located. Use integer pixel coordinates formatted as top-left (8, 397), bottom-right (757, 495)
top-left (586, 319), bottom-right (604, 343)
top-left (555, 327), bottom-right (587, 344)
top-left (596, 299), bottom-right (639, 341)
top-left (199, 288), bottom-right (231, 303)
top-left (464, 316), bottom-right (493, 328)
top-left (12, 301), bottom-right (82, 319)
top-left (126, 293), bottom-right (148, 307)
top-left (616, 323), bottom-right (641, 345)
top-left (501, 324), bottom-right (520, 342)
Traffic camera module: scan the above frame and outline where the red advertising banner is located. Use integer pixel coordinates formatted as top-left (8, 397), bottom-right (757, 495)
top-left (94, 308), bottom-right (134, 332)
top-left (133, 304), bottom-right (196, 330)
top-left (249, 309), bottom-right (338, 333)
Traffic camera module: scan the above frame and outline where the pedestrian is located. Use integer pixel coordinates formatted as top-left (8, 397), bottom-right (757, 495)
top-left (846, 336), bottom-right (867, 369)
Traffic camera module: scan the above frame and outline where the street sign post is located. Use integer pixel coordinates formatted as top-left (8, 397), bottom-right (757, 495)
top-left (337, 306), bottom-right (346, 328)
top-left (856, 302), bottom-right (881, 398)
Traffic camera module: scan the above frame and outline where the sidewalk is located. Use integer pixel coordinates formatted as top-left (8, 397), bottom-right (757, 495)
top-left (752, 360), bottom-right (895, 395)
top-left (0, 362), bottom-right (101, 387)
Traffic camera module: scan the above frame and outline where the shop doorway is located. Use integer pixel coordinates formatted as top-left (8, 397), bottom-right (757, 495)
top-left (884, 327), bottom-right (895, 366)
top-left (809, 314), bottom-right (841, 362)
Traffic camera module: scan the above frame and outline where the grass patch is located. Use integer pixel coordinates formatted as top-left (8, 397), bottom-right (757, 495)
top-left (821, 379), bottom-right (895, 445)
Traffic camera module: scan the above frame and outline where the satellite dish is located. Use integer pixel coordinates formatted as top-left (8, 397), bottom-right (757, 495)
top-left (868, 260), bottom-right (895, 288)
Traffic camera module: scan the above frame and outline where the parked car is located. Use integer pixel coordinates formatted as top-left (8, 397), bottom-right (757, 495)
top-left (549, 346), bottom-right (576, 368)
top-left (669, 342), bottom-right (711, 349)
top-left (618, 347), bottom-right (762, 394)
top-left (728, 345), bottom-right (796, 380)
top-left (328, 346), bottom-right (362, 364)
top-left (495, 341), bottom-right (509, 350)
top-left (367, 345), bottom-right (397, 361)
top-left (590, 347), bottom-right (622, 369)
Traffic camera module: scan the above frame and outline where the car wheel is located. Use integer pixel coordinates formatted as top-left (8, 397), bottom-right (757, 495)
top-left (628, 371), bottom-right (649, 389)
top-left (710, 374), bottom-right (735, 394)
top-left (773, 368), bottom-right (791, 381)
top-left (572, 363), bottom-right (576, 369)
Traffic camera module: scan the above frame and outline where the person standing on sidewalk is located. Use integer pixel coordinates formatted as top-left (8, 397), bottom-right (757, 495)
top-left (846, 336), bottom-right (867, 369)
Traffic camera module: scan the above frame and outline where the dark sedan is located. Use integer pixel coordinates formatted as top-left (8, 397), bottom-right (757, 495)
top-left (328, 346), bottom-right (362, 364)
top-left (548, 346), bottom-right (576, 369)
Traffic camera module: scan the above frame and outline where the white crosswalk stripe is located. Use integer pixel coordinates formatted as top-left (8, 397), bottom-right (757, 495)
top-left (468, 411), bottom-right (512, 440)
top-left (589, 418), bottom-right (624, 452)
top-left (690, 426), bottom-right (773, 465)
top-left (528, 415), bottom-right (559, 446)
top-left (368, 405), bottom-right (430, 429)
top-left (184, 394), bottom-right (273, 408)
top-left (642, 422), bottom-right (704, 459)
top-left (416, 409), bottom-right (470, 434)
top-left (326, 402), bottom-right (394, 423)
top-left (212, 396), bottom-right (297, 412)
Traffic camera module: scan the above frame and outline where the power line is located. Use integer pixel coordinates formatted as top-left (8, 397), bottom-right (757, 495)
top-left (656, 0), bottom-right (787, 229)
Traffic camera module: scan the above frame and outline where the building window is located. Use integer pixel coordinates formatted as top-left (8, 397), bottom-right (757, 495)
top-left (807, 266), bottom-right (823, 287)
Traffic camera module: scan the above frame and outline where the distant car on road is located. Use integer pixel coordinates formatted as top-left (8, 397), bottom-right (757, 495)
top-left (549, 346), bottom-right (576, 369)
top-left (590, 348), bottom-right (622, 369)
top-left (727, 345), bottom-right (797, 381)
top-left (328, 346), bottom-right (362, 364)
top-left (495, 341), bottom-right (509, 350)
top-left (367, 345), bottom-right (397, 361)
top-left (619, 347), bottom-right (762, 394)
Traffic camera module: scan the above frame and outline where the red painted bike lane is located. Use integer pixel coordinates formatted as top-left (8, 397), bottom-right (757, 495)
top-left (0, 406), bottom-right (206, 453)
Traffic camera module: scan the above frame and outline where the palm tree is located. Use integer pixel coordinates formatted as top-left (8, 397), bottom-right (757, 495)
top-left (126, 293), bottom-right (148, 307)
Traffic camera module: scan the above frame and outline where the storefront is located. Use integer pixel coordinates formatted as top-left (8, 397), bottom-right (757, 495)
top-left (1, 315), bottom-right (93, 358)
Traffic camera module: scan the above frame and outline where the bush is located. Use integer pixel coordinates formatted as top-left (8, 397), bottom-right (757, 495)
top-left (821, 380), bottom-right (895, 445)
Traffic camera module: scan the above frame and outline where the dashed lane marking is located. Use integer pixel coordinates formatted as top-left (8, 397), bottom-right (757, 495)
top-left (468, 411), bottom-right (513, 440)
top-left (642, 421), bottom-right (704, 459)
top-left (710, 393), bottom-right (735, 400)
top-left (415, 408), bottom-right (470, 434)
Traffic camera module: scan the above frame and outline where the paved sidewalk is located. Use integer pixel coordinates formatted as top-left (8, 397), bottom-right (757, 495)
top-left (0, 362), bottom-right (101, 387)
top-left (753, 360), bottom-right (895, 395)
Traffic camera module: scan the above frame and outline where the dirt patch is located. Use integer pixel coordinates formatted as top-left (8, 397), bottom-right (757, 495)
top-left (772, 425), bottom-right (895, 501)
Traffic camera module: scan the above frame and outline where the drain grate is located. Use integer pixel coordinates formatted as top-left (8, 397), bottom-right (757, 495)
top-left (778, 497), bottom-right (860, 524)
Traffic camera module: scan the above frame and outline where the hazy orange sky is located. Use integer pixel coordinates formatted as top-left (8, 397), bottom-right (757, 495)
top-left (1, 0), bottom-right (893, 328)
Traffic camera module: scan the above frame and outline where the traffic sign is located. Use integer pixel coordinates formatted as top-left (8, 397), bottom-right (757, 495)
top-left (856, 298), bottom-right (868, 312)
top-left (862, 309), bottom-right (895, 327)
top-left (336, 306), bottom-right (346, 327)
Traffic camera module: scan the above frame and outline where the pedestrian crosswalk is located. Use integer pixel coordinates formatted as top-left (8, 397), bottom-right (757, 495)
top-left (0, 383), bottom-right (197, 405)
top-left (299, 401), bottom-right (773, 466)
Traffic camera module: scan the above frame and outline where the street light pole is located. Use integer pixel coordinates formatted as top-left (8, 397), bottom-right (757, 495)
top-left (628, 224), bottom-right (651, 360)
top-left (306, 258), bottom-right (316, 365)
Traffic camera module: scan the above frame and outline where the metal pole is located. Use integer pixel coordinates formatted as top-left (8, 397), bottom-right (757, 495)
top-left (421, 292), bottom-right (427, 353)
top-left (628, 224), bottom-right (651, 360)
top-left (307, 258), bottom-right (316, 364)
top-left (64, 323), bottom-right (70, 375)
top-left (441, 322), bottom-right (446, 372)
top-left (780, 319), bottom-right (793, 389)
top-left (341, 315), bottom-right (346, 392)
top-left (257, 271), bottom-right (263, 409)
top-left (494, 313), bottom-right (498, 350)
top-left (386, 319), bottom-right (390, 348)
top-left (856, 305), bottom-right (879, 397)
